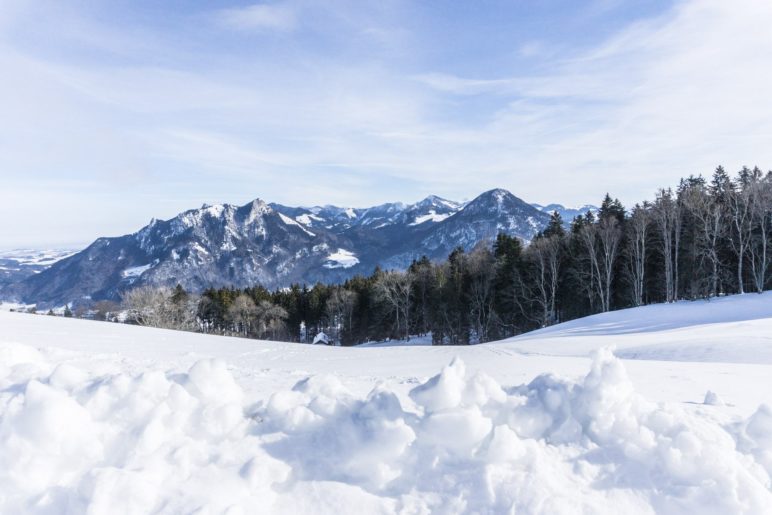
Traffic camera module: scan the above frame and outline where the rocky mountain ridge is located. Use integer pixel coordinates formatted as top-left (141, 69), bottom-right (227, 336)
top-left (4, 190), bottom-right (594, 306)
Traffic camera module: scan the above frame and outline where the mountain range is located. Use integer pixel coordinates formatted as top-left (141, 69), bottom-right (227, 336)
top-left (2, 189), bottom-right (596, 307)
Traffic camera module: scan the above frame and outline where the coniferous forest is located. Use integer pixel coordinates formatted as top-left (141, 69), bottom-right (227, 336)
top-left (122, 166), bottom-right (772, 345)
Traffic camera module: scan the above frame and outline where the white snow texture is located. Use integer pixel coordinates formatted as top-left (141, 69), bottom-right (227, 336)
top-left (2, 343), bottom-right (771, 513)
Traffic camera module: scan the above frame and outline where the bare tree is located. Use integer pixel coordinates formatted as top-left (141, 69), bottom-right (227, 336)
top-left (227, 294), bottom-right (257, 336)
top-left (577, 223), bottom-right (600, 311)
top-left (124, 286), bottom-right (167, 326)
top-left (682, 183), bottom-right (725, 297)
top-left (578, 217), bottom-right (621, 313)
top-left (526, 235), bottom-right (562, 326)
top-left (93, 300), bottom-right (122, 322)
top-left (325, 289), bottom-right (357, 343)
top-left (727, 181), bottom-right (753, 294)
top-left (652, 188), bottom-right (681, 302)
top-left (123, 286), bottom-right (198, 330)
top-left (625, 203), bottom-right (650, 306)
top-left (466, 247), bottom-right (498, 342)
top-left (255, 300), bottom-right (288, 340)
top-left (375, 271), bottom-right (413, 340)
top-left (748, 174), bottom-right (772, 292)
top-left (597, 217), bottom-right (623, 312)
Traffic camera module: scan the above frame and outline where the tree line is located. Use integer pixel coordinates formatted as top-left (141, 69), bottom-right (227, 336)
top-left (87, 166), bottom-right (772, 345)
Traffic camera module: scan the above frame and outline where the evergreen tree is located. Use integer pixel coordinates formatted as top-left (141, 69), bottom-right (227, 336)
top-left (171, 284), bottom-right (188, 305)
top-left (599, 193), bottom-right (626, 224)
top-left (542, 211), bottom-right (565, 239)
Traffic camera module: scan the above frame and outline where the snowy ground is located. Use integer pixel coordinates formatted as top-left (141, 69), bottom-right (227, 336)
top-left (2, 293), bottom-right (772, 513)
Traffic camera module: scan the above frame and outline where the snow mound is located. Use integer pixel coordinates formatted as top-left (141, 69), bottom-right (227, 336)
top-left (1, 344), bottom-right (771, 513)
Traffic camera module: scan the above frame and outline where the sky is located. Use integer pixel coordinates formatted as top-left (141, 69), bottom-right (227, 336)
top-left (2, 0), bottom-right (772, 248)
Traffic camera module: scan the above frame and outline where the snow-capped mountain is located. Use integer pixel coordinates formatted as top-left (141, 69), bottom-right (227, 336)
top-left (270, 194), bottom-right (464, 233)
top-left (531, 203), bottom-right (598, 223)
top-left (7, 189), bottom-right (550, 306)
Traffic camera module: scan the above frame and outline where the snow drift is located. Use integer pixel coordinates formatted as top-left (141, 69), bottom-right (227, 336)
top-left (2, 342), bottom-right (770, 514)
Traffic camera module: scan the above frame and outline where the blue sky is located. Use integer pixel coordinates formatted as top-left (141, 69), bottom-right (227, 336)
top-left (2, 0), bottom-right (772, 248)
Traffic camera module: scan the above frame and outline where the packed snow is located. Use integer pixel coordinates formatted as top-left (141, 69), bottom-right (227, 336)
top-left (1, 293), bottom-right (772, 513)
top-left (323, 248), bottom-right (360, 269)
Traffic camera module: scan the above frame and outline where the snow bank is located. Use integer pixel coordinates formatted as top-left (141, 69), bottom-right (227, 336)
top-left (524, 291), bottom-right (772, 338)
top-left (507, 291), bottom-right (772, 365)
top-left (1, 343), bottom-right (771, 514)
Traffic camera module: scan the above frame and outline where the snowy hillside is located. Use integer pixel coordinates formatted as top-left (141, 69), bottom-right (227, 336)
top-left (2, 293), bottom-right (772, 513)
top-left (505, 292), bottom-right (772, 364)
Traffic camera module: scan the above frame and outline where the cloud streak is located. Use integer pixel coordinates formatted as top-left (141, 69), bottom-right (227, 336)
top-left (215, 3), bottom-right (298, 32)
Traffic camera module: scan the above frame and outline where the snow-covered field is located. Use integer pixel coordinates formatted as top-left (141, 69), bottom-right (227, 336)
top-left (2, 293), bottom-right (772, 513)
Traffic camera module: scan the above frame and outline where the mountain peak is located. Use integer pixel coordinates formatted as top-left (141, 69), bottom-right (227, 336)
top-left (244, 197), bottom-right (270, 212)
top-left (419, 194), bottom-right (447, 204)
top-left (414, 194), bottom-right (460, 209)
top-left (480, 188), bottom-right (512, 199)
top-left (469, 188), bottom-right (522, 208)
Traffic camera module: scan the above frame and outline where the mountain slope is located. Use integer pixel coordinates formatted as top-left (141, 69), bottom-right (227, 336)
top-left (9, 189), bottom-right (550, 306)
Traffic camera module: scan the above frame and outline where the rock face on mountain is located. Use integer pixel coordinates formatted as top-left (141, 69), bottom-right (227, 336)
top-left (8, 189), bottom-right (552, 306)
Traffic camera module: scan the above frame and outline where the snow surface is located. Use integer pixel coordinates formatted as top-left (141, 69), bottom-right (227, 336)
top-left (0, 302), bottom-right (36, 312)
top-left (504, 292), bottom-right (772, 364)
top-left (323, 248), bottom-right (359, 269)
top-left (2, 293), bottom-right (772, 513)
top-left (295, 213), bottom-right (324, 226)
top-left (121, 263), bottom-right (154, 279)
top-left (278, 213), bottom-right (316, 237)
top-left (409, 210), bottom-right (452, 226)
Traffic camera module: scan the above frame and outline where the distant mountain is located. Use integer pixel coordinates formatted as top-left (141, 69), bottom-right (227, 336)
top-left (6, 189), bottom-right (553, 306)
top-left (531, 203), bottom-right (598, 223)
top-left (0, 249), bottom-right (78, 292)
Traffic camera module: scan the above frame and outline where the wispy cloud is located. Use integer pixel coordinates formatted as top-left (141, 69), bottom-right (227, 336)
top-left (215, 3), bottom-right (298, 32)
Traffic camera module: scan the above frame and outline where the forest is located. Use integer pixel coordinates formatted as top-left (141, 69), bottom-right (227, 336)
top-left (119, 165), bottom-right (772, 345)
